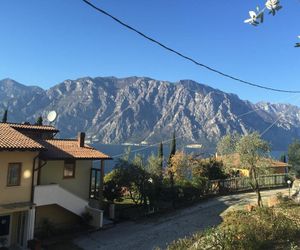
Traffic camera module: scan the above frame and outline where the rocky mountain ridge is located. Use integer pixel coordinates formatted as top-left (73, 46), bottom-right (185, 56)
top-left (1, 76), bottom-right (300, 151)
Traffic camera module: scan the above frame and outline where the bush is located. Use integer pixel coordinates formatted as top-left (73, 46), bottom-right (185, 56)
top-left (168, 203), bottom-right (300, 250)
top-left (103, 179), bottom-right (123, 203)
top-left (175, 185), bottom-right (201, 205)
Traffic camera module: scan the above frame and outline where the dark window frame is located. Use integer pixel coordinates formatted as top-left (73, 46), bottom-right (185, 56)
top-left (0, 215), bottom-right (10, 236)
top-left (63, 159), bottom-right (76, 179)
top-left (7, 163), bottom-right (22, 187)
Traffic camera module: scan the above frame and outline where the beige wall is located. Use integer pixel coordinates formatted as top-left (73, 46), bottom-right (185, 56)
top-left (35, 204), bottom-right (81, 231)
top-left (39, 160), bottom-right (92, 200)
top-left (0, 151), bottom-right (38, 205)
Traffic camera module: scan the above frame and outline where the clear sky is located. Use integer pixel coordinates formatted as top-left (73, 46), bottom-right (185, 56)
top-left (0, 0), bottom-right (299, 104)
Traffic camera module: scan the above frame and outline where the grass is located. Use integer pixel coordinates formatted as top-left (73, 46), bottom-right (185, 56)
top-left (114, 197), bottom-right (136, 205)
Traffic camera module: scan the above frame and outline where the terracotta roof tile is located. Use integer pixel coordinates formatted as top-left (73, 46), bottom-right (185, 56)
top-left (0, 122), bottom-right (110, 159)
top-left (8, 123), bottom-right (59, 132)
top-left (39, 139), bottom-right (111, 160)
top-left (0, 123), bottom-right (44, 150)
top-left (216, 153), bottom-right (290, 168)
top-left (269, 160), bottom-right (290, 168)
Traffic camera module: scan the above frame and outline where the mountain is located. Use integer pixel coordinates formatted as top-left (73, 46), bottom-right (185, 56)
top-left (1, 76), bottom-right (300, 152)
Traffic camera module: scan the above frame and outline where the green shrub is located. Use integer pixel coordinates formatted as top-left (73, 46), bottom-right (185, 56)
top-left (168, 204), bottom-right (300, 250)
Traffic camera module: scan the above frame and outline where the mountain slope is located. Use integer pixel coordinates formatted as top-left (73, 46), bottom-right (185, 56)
top-left (0, 77), bottom-right (300, 151)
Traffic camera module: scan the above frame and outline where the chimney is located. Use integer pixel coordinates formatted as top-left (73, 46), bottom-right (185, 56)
top-left (78, 132), bottom-right (85, 147)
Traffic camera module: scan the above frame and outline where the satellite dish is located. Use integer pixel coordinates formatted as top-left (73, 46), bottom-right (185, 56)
top-left (47, 111), bottom-right (57, 123)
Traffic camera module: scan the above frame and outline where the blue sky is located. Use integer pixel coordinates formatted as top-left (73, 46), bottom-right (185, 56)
top-left (0, 0), bottom-right (299, 104)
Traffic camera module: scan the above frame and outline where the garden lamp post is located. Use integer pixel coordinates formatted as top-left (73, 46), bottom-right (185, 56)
top-left (109, 188), bottom-right (115, 220)
top-left (287, 180), bottom-right (292, 197)
top-left (147, 177), bottom-right (154, 213)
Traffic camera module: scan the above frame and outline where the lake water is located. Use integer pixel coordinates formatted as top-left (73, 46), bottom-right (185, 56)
top-left (92, 143), bottom-right (287, 172)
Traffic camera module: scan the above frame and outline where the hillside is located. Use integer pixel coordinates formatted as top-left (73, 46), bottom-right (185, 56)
top-left (1, 77), bottom-right (300, 151)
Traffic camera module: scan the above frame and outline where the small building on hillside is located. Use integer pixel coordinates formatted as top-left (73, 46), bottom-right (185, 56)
top-left (0, 122), bottom-right (111, 249)
top-left (216, 153), bottom-right (290, 177)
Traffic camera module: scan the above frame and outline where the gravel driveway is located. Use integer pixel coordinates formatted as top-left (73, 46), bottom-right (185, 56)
top-left (75, 188), bottom-right (288, 250)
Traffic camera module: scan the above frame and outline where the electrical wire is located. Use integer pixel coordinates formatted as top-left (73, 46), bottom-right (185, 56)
top-left (260, 95), bottom-right (300, 136)
top-left (82, 0), bottom-right (300, 94)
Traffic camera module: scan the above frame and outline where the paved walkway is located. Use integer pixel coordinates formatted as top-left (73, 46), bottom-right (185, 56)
top-left (75, 188), bottom-right (288, 250)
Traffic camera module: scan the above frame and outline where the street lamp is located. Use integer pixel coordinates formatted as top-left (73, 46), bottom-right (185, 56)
top-left (287, 180), bottom-right (292, 197)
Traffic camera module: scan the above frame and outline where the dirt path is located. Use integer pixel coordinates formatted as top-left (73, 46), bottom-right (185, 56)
top-left (75, 188), bottom-right (288, 250)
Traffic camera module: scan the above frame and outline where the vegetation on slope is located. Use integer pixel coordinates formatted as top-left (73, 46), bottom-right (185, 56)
top-left (167, 198), bottom-right (300, 250)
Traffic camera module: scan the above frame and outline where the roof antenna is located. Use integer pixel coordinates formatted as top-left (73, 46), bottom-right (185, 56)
top-left (47, 110), bottom-right (57, 125)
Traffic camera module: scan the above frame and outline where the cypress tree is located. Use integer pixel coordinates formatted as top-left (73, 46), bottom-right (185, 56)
top-left (158, 142), bottom-right (164, 180)
top-left (2, 109), bottom-right (8, 123)
top-left (158, 142), bottom-right (163, 166)
top-left (280, 154), bottom-right (287, 163)
top-left (35, 116), bottom-right (43, 126)
top-left (168, 132), bottom-right (176, 197)
top-left (169, 131), bottom-right (176, 160)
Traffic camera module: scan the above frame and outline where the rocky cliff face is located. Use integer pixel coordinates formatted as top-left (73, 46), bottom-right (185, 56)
top-left (1, 76), bottom-right (300, 151)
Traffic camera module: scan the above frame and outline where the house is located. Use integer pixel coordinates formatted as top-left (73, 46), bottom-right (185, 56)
top-left (216, 153), bottom-right (290, 177)
top-left (0, 122), bottom-right (111, 249)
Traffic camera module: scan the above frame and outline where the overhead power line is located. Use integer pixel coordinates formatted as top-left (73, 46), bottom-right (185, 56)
top-left (82, 0), bottom-right (300, 94)
top-left (260, 95), bottom-right (300, 136)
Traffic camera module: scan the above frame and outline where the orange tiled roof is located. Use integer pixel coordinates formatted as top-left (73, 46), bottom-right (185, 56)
top-left (0, 122), bottom-right (111, 159)
top-left (39, 139), bottom-right (111, 160)
top-left (8, 122), bottom-right (59, 132)
top-left (216, 153), bottom-right (290, 168)
top-left (270, 160), bottom-right (290, 168)
top-left (0, 123), bottom-right (44, 150)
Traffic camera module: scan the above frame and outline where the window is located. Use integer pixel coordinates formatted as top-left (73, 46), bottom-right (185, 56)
top-left (7, 163), bottom-right (22, 186)
top-left (0, 215), bottom-right (10, 236)
top-left (63, 160), bottom-right (75, 178)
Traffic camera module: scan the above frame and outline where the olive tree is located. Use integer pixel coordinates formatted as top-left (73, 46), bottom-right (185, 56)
top-left (287, 139), bottom-right (300, 175)
top-left (237, 132), bottom-right (270, 206)
top-left (218, 132), bottom-right (270, 206)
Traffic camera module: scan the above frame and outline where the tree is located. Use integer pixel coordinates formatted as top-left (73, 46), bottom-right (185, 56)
top-left (199, 158), bottom-right (228, 180)
top-left (169, 151), bottom-right (191, 184)
top-left (167, 132), bottom-right (176, 188)
top-left (35, 116), bottom-right (43, 125)
top-left (280, 154), bottom-right (287, 163)
top-left (169, 131), bottom-right (176, 157)
top-left (217, 132), bottom-right (270, 207)
top-left (236, 132), bottom-right (270, 207)
top-left (147, 154), bottom-right (162, 179)
top-left (103, 179), bottom-right (123, 204)
top-left (288, 140), bottom-right (300, 175)
top-left (109, 155), bottom-right (153, 207)
top-left (158, 142), bottom-right (164, 177)
top-left (217, 133), bottom-right (240, 156)
top-left (2, 109), bottom-right (8, 123)
top-left (217, 133), bottom-right (241, 173)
